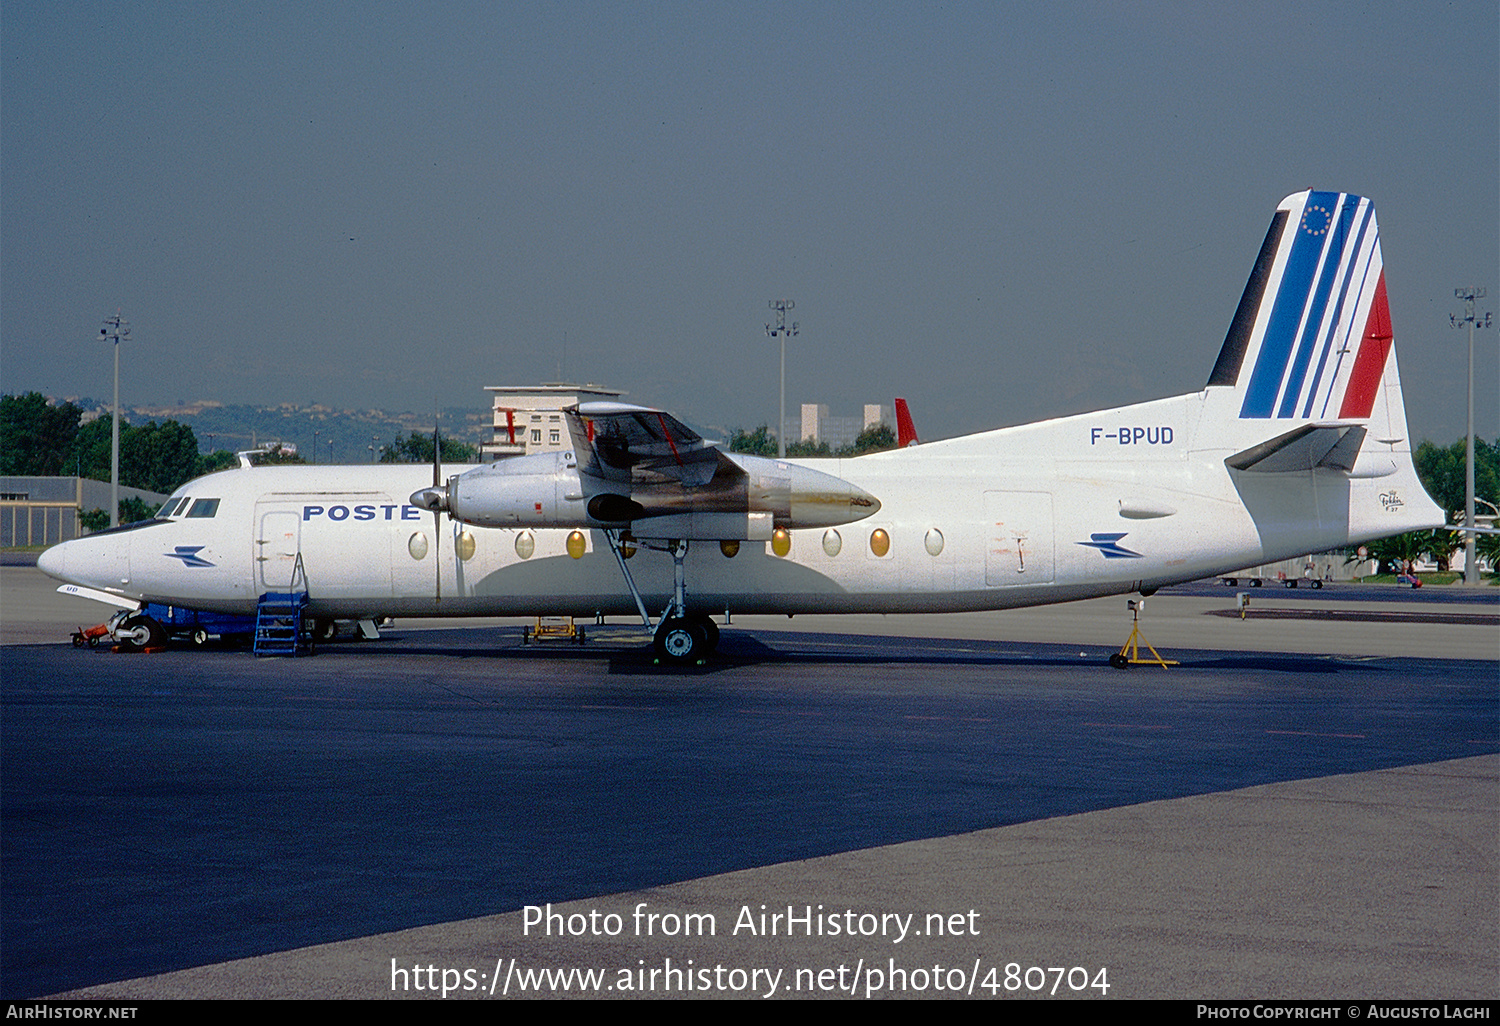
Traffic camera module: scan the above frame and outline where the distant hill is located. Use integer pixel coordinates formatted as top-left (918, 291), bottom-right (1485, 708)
top-left (56, 397), bottom-right (492, 465)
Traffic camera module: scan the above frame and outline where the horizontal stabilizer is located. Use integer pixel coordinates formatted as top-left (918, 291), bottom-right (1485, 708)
top-left (1225, 424), bottom-right (1366, 473)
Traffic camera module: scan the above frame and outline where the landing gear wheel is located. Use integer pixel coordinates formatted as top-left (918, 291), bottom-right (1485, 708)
top-left (690, 614), bottom-right (720, 652)
top-left (313, 618), bottom-right (338, 642)
top-left (117, 614), bottom-right (166, 652)
top-left (1109, 652), bottom-right (1130, 669)
top-left (190, 627), bottom-right (209, 647)
top-left (654, 617), bottom-right (708, 665)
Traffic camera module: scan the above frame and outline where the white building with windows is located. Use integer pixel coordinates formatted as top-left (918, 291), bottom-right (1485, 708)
top-left (799, 403), bottom-right (888, 449)
top-left (481, 384), bottom-right (625, 461)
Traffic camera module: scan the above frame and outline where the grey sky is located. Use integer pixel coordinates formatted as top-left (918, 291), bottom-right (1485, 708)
top-left (3, 1), bottom-right (1495, 445)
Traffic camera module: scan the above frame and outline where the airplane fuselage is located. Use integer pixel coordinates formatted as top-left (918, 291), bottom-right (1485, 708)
top-left (37, 191), bottom-right (1448, 642)
top-left (38, 388), bottom-right (1436, 623)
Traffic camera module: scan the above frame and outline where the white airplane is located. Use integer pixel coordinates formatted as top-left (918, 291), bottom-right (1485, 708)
top-left (38, 190), bottom-right (1445, 664)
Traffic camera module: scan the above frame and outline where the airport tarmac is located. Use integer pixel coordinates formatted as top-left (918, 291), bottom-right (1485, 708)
top-left (1, 564), bottom-right (1496, 1000)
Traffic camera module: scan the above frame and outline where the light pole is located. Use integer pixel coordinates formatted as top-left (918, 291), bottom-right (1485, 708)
top-left (1451, 288), bottom-right (1492, 585)
top-left (97, 313), bottom-right (131, 527)
top-left (766, 299), bottom-right (798, 458)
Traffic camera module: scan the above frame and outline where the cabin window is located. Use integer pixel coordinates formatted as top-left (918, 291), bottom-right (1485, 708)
top-left (185, 498), bottom-right (221, 518)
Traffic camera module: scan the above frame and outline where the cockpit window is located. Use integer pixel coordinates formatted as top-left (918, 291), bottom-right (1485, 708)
top-left (185, 498), bottom-right (220, 518)
top-left (156, 497), bottom-right (189, 519)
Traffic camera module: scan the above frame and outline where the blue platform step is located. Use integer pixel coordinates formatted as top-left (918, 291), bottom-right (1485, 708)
top-left (253, 591), bottom-right (310, 656)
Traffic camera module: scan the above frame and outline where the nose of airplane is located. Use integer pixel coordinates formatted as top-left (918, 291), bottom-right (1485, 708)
top-left (36, 542), bottom-right (67, 581)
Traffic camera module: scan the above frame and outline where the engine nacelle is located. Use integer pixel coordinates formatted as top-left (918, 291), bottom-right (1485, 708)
top-left (417, 450), bottom-right (587, 528)
top-left (410, 449), bottom-right (881, 539)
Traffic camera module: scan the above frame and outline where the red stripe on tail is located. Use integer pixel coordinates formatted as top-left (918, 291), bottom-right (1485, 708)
top-left (1337, 272), bottom-right (1393, 419)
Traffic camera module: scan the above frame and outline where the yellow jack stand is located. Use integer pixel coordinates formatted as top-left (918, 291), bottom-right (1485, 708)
top-left (1110, 600), bottom-right (1177, 669)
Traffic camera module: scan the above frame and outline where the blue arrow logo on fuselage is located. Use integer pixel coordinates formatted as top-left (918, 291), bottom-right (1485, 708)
top-left (164, 546), bottom-right (214, 568)
top-left (1077, 533), bottom-right (1142, 559)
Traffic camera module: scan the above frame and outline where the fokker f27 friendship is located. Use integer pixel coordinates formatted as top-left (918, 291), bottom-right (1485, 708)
top-left (39, 191), bottom-right (1445, 663)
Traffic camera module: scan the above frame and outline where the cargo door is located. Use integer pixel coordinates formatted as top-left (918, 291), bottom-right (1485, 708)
top-left (984, 491), bottom-right (1055, 585)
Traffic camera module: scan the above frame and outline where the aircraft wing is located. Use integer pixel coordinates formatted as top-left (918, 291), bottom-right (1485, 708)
top-left (565, 402), bottom-right (742, 489)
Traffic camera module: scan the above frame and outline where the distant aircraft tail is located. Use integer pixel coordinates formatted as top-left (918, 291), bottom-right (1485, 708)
top-left (894, 398), bottom-right (919, 447)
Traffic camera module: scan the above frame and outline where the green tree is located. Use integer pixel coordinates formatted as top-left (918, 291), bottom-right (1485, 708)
top-left (1476, 529), bottom-right (1500, 570)
top-left (1414, 437), bottom-right (1498, 521)
top-left (1, 392), bottom-right (82, 475)
top-left (118, 495), bottom-right (158, 524)
top-left (727, 425), bottom-right (778, 457)
top-left (79, 496), bottom-right (162, 533)
top-left (785, 437), bottom-right (832, 458)
top-left (1347, 530), bottom-right (1451, 575)
top-left (837, 423), bottom-right (897, 457)
top-left (119, 420), bottom-right (202, 493)
top-left (65, 415), bottom-right (213, 492)
top-left (67, 416), bottom-right (114, 481)
top-left (201, 450), bottom-right (239, 473)
top-left (379, 431), bottom-right (476, 464)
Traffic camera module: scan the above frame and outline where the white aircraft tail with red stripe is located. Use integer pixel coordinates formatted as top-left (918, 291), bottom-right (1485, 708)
top-left (1204, 191), bottom-right (1415, 454)
top-left (1197, 190), bottom-right (1442, 544)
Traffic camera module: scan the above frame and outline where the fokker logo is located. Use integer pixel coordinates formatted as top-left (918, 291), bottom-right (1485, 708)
top-left (1077, 533), bottom-right (1142, 559)
top-left (1379, 491), bottom-right (1404, 511)
top-left (164, 546), bottom-right (214, 568)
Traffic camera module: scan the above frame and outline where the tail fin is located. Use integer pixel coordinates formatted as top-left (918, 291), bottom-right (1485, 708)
top-left (1206, 191), bottom-right (1444, 538)
top-left (894, 398), bottom-right (919, 447)
top-left (1209, 191), bottom-right (1396, 424)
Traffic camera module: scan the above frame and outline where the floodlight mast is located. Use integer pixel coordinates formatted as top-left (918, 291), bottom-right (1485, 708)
top-left (766, 299), bottom-right (798, 459)
top-left (97, 312), bottom-right (131, 528)
top-left (1450, 287), bottom-right (1492, 585)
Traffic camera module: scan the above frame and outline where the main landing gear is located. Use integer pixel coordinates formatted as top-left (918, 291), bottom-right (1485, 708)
top-left (653, 614), bottom-right (720, 665)
top-left (605, 531), bottom-right (722, 666)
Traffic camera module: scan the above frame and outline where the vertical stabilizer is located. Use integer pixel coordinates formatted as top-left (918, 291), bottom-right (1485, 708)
top-left (1208, 191), bottom-right (1397, 424)
top-left (1206, 191), bottom-right (1443, 541)
top-left (894, 398), bottom-right (919, 447)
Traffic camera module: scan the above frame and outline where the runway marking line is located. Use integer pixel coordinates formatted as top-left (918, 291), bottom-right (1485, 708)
top-left (737, 708), bottom-right (823, 716)
top-left (904, 715), bottom-right (995, 723)
top-left (1080, 722), bottom-right (1173, 730)
top-left (1264, 729), bottom-right (1367, 739)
